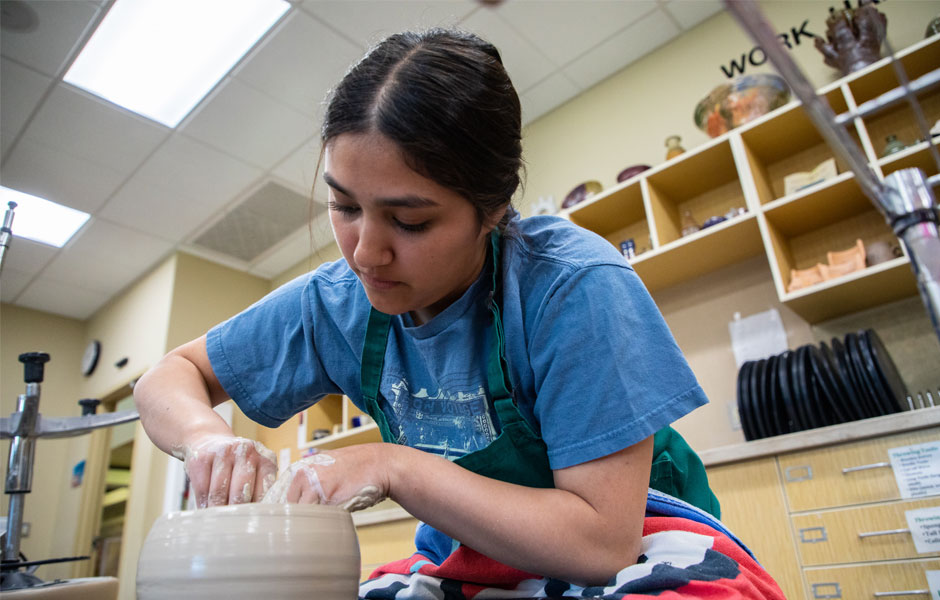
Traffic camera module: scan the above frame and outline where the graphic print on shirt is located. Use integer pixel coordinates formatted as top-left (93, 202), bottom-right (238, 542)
top-left (386, 377), bottom-right (498, 460)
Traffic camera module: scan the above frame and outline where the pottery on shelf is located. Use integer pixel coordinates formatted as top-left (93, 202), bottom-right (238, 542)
top-left (137, 503), bottom-right (361, 600)
top-left (693, 74), bottom-right (790, 138)
top-left (616, 164), bottom-right (651, 183)
top-left (680, 209), bottom-right (700, 237)
top-left (788, 264), bottom-right (824, 293)
top-left (665, 136), bottom-right (685, 160)
top-left (881, 134), bottom-right (906, 157)
top-left (815, 2), bottom-right (888, 75)
top-left (561, 180), bottom-right (603, 209)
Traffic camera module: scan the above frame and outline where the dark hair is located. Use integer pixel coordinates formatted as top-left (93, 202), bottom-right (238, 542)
top-left (321, 29), bottom-right (523, 227)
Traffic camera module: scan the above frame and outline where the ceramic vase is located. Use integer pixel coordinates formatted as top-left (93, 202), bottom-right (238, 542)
top-left (137, 503), bottom-right (361, 600)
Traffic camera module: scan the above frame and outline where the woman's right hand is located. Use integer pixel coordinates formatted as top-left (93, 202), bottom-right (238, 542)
top-left (177, 435), bottom-right (278, 508)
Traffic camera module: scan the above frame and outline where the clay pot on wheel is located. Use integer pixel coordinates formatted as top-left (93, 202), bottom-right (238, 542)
top-left (137, 503), bottom-right (360, 600)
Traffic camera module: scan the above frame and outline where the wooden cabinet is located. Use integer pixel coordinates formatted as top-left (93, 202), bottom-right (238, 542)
top-left (706, 424), bottom-right (940, 600)
top-left (560, 35), bottom-right (938, 323)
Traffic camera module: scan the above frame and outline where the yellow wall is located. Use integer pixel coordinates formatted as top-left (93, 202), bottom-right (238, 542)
top-left (270, 240), bottom-right (344, 290)
top-left (0, 304), bottom-right (86, 580)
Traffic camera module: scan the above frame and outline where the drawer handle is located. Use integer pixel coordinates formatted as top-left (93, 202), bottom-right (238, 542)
top-left (812, 582), bottom-right (841, 599)
top-left (858, 528), bottom-right (910, 539)
top-left (842, 461), bottom-right (890, 474)
top-left (873, 591), bottom-right (930, 597)
top-left (799, 526), bottom-right (828, 543)
top-left (786, 465), bottom-right (813, 482)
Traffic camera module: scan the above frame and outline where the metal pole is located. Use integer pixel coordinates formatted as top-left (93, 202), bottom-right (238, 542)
top-left (3, 389), bottom-right (39, 563)
top-left (0, 201), bottom-right (16, 277)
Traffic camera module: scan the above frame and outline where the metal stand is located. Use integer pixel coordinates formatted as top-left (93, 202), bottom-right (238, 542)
top-left (1, 353), bottom-right (140, 591)
top-left (724, 0), bottom-right (940, 343)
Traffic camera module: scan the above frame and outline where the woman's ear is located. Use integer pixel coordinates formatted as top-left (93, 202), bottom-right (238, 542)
top-left (482, 205), bottom-right (509, 235)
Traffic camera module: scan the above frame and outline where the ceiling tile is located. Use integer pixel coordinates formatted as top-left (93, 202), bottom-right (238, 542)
top-left (0, 267), bottom-right (32, 302)
top-left (663, 0), bottom-right (724, 31)
top-left (21, 84), bottom-right (169, 173)
top-left (0, 0), bottom-right (100, 77)
top-left (563, 8), bottom-right (680, 90)
top-left (519, 71), bottom-right (581, 125)
top-left (233, 10), bottom-right (363, 118)
top-left (498, 0), bottom-right (658, 68)
top-left (459, 7), bottom-right (555, 93)
top-left (1, 135), bottom-right (126, 213)
top-left (1, 128), bottom-right (16, 157)
top-left (182, 78), bottom-right (314, 170)
top-left (302, 0), bottom-right (477, 47)
top-left (133, 135), bottom-right (262, 210)
top-left (272, 137), bottom-right (323, 197)
top-left (248, 211), bottom-right (336, 278)
top-left (41, 218), bottom-right (172, 295)
top-left (2, 236), bottom-right (58, 277)
top-left (0, 57), bottom-right (52, 140)
top-left (100, 176), bottom-right (225, 244)
top-left (15, 276), bottom-right (110, 320)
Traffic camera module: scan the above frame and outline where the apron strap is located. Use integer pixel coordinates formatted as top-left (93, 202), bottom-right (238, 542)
top-left (361, 308), bottom-right (397, 442)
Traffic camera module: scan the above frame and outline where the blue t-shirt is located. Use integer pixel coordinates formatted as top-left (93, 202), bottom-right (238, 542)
top-left (207, 214), bottom-right (707, 472)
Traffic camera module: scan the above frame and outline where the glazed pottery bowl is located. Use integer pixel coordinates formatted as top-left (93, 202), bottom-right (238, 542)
top-left (694, 73), bottom-right (790, 137)
top-left (137, 503), bottom-right (360, 600)
top-left (562, 180), bottom-right (603, 209)
top-left (616, 164), bottom-right (651, 183)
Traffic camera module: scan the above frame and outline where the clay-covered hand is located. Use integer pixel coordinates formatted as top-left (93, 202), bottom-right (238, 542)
top-left (175, 435), bottom-right (278, 508)
top-left (261, 445), bottom-right (389, 511)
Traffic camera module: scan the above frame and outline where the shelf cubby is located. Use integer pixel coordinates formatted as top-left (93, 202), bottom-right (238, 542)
top-left (645, 138), bottom-right (747, 247)
top-left (566, 179), bottom-right (651, 256)
top-left (862, 86), bottom-right (940, 159)
top-left (631, 213), bottom-right (763, 292)
top-left (878, 139), bottom-right (940, 178)
top-left (843, 35), bottom-right (940, 105)
top-left (737, 89), bottom-right (857, 206)
top-left (761, 175), bottom-right (911, 314)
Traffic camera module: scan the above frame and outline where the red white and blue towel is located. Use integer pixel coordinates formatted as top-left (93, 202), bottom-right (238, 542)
top-left (358, 490), bottom-right (784, 599)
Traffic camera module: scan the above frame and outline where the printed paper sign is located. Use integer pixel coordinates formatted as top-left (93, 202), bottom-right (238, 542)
top-left (905, 507), bottom-right (940, 554)
top-left (889, 441), bottom-right (940, 498)
top-left (925, 570), bottom-right (939, 599)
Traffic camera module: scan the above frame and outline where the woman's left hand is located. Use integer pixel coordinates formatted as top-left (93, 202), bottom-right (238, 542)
top-left (261, 443), bottom-right (390, 511)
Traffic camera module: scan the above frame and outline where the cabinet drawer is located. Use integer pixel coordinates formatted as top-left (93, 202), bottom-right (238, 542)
top-left (792, 498), bottom-right (940, 566)
top-left (804, 559), bottom-right (940, 599)
top-left (779, 428), bottom-right (940, 512)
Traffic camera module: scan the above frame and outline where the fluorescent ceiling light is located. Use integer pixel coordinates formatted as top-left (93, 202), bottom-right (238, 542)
top-left (64, 0), bottom-right (290, 128)
top-left (1, 187), bottom-right (90, 248)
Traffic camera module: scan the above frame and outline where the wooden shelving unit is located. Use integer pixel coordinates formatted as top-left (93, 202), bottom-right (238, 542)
top-left (558, 35), bottom-right (940, 324)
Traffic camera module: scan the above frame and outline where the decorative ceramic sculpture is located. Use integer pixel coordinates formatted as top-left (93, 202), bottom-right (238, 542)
top-left (814, 1), bottom-right (887, 75)
top-left (693, 74), bottom-right (790, 138)
top-left (137, 503), bottom-right (360, 600)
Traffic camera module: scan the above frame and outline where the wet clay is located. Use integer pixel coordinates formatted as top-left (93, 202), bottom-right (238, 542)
top-left (136, 503), bottom-right (360, 600)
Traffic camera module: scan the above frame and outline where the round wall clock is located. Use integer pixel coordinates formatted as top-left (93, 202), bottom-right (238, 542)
top-left (82, 340), bottom-right (101, 376)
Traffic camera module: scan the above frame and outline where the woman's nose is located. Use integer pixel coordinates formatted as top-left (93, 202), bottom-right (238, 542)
top-left (353, 219), bottom-right (393, 269)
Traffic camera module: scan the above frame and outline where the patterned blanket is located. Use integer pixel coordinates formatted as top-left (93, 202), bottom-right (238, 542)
top-left (359, 491), bottom-right (784, 599)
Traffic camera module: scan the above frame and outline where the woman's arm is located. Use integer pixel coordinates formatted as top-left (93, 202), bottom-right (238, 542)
top-left (134, 335), bottom-right (277, 506)
top-left (282, 435), bottom-right (652, 586)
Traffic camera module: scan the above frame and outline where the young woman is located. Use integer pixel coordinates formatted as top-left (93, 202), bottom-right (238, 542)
top-left (135, 29), bottom-right (782, 599)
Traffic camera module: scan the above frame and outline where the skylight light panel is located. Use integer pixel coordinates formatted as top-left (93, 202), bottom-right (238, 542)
top-left (1, 188), bottom-right (90, 248)
top-left (64, 0), bottom-right (290, 128)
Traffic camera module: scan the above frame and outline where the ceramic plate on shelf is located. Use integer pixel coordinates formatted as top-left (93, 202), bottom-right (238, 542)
top-left (861, 329), bottom-right (908, 412)
top-left (808, 342), bottom-right (848, 426)
top-left (793, 346), bottom-right (826, 429)
top-left (776, 351), bottom-right (800, 433)
top-left (831, 337), bottom-right (870, 421)
top-left (764, 354), bottom-right (784, 436)
top-left (824, 339), bottom-right (865, 422)
top-left (768, 354), bottom-right (791, 435)
top-left (736, 361), bottom-right (757, 441)
top-left (845, 332), bottom-right (885, 418)
top-left (749, 358), bottom-right (769, 439)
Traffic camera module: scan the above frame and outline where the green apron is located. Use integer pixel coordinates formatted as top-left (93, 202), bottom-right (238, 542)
top-left (359, 231), bottom-right (720, 517)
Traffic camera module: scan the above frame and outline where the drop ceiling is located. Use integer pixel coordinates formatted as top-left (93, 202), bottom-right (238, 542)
top-left (0, 0), bottom-right (722, 320)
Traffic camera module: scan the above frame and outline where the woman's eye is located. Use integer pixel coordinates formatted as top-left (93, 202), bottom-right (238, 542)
top-left (394, 219), bottom-right (429, 233)
top-left (328, 201), bottom-right (359, 218)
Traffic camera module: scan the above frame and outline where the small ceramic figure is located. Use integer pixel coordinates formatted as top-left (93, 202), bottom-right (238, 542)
top-left (882, 134), bottom-right (906, 157)
top-left (665, 135), bottom-right (685, 160)
top-left (814, 1), bottom-right (887, 75)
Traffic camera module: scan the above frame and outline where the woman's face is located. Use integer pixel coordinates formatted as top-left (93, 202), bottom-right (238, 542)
top-left (324, 132), bottom-right (500, 325)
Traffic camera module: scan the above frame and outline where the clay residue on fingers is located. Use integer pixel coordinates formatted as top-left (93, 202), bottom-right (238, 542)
top-left (341, 486), bottom-right (385, 512)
